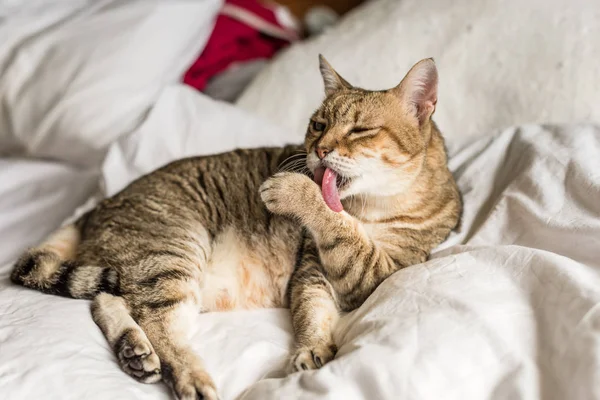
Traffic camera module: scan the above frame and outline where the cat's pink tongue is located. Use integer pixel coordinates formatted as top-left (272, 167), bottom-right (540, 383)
top-left (319, 167), bottom-right (343, 212)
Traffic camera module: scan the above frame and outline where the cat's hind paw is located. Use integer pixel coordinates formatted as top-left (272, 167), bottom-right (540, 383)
top-left (115, 329), bottom-right (162, 383)
top-left (291, 342), bottom-right (337, 372)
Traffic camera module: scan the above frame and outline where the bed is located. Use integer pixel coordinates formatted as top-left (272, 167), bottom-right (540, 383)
top-left (1, 1), bottom-right (600, 399)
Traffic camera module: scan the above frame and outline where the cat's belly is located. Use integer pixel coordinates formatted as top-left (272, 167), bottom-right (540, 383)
top-left (201, 228), bottom-right (297, 311)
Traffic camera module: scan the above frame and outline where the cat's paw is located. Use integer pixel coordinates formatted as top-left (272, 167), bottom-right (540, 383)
top-left (170, 367), bottom-right (219, 400)
top-left (260, 172), bottom-right (320, 216)
top-left (291, 342), bottom-right (338, 372)
top-left (115, 330), bottom-right (162, 383)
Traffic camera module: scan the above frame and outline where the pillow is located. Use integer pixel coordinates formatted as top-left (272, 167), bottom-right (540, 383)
top-left (236, 0), bottom-right (600, 155)
top-left (0, 0), bottom-right (222, 166)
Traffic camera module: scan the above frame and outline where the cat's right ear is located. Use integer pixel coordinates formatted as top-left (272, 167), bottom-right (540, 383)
top-left (319, 54), bottom-right (352, 96)
top-left (391, 58), bottom-right (438, 126)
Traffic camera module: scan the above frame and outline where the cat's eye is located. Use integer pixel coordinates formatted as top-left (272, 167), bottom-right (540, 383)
top-left (312, 121), bottom-right (326, 131)
top-left (350, 127), bottom-right (377, 135)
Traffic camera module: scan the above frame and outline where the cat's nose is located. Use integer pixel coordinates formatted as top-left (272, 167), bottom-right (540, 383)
top-left (316, 146), bottom-right (330, 159)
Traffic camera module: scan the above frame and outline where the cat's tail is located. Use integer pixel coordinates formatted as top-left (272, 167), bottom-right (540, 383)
top-left (11, 224), bottom-right (119, 299)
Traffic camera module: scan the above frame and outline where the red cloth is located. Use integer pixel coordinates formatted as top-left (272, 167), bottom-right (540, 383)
top-left (183, 0), bottom-right (298, 92)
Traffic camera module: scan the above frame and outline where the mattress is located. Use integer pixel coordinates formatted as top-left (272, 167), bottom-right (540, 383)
top-left (1, 85), bottom-right (599, 400)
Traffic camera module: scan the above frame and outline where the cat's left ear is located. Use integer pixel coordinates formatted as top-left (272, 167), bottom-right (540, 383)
top-left (391, 58), bottom-right (438, 125)
top-left (319, 54), bottom-right (353, 96)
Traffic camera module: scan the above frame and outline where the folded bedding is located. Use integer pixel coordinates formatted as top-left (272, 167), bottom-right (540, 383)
top-left (1, 82), bottom-right (598, 399)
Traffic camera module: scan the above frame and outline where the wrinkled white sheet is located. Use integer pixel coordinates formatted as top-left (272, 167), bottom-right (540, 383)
top-left (1, 105), bottom-right (599, 399)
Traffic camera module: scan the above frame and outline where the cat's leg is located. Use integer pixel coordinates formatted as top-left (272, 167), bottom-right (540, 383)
top-left (132, 281), bottom-right (218, 400)
top-left (92, 293), bottom-right (162, 383)
top-left (288, 235), bottom-right (340, 372)
top-left (261, 172), bottom-right (425, 309)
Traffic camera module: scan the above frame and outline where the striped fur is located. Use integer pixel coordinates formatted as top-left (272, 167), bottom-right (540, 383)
top-left (11, 57), bottom-right (461, 399)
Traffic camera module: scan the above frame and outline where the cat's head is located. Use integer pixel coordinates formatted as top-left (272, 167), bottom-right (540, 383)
top-left (305, 55), bottom-right (439, 199)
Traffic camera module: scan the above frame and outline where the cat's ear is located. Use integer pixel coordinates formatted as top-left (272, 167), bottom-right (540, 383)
top-left (392, 58), bottom-right (438, 125)
top-left (319, 54), bottom-right (352, 96)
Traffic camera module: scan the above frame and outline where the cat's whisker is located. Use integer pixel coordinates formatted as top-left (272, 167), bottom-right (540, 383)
top-left (278, 159), bottom-right (307, 172)
top-left (278, 153), bottom-right (307, 170)
top-left (361, 194), bottom-right (367, 218)
top-left (278, 157), bottom-right (306, 166)
top-left (278, 162), bottom-right (306, 172)
top-left (279, 164), bottom-right (309, 174)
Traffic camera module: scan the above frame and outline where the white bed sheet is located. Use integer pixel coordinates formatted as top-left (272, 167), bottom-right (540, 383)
top-left (1, 86), bottom-right (599, 400)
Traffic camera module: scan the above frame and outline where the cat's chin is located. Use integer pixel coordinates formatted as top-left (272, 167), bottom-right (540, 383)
top-left (338, 177), bottom-right (376, 199)
top-left (338, 186), bottom-right (359, 201)
top-left (335, 174), bottom-right (353, 192)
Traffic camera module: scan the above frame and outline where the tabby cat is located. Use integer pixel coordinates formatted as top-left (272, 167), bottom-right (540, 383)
top-left (11, 56), bottom-right (461, 400)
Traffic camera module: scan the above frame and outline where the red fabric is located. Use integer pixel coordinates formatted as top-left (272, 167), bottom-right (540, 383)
top-left (183, 0), bottom-right (294, 92)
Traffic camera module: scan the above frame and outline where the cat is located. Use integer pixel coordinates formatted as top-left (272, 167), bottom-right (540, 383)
top-left (11, 55), bottom-right (461, 400)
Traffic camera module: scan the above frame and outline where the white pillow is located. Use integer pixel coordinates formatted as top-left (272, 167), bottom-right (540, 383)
top-left (236, 0), bottom-right (600, 155)
top-left (0, 0), bottom-right (222, 166)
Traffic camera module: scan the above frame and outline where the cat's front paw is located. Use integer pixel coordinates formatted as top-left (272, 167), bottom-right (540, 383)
top-left (291, 342), bottom-right (337, 372)
top-left (260, 172), bottom-right (320, 217)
